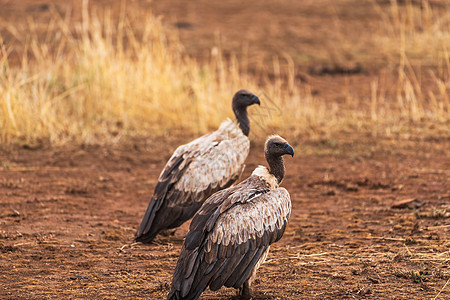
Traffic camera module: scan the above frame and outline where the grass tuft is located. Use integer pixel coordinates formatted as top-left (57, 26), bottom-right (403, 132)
top-left (0, 1), bottom-right (448, 145)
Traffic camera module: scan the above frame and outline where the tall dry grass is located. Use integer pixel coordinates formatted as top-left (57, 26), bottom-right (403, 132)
top-left (321, 0), bottom-right (449, 136)
top-left (0, 3), bottom-right (336, 145)
top-left (369, 0), bottom-right (450, 126)
top-left (0, 0), bottom-right (448, 145)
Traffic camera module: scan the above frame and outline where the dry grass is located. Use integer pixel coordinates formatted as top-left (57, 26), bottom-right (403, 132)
top-left (369, 0), bottom-right (450, 128)
top-left (372, 0), bottom-right (450, 66)
top-left (0, 0), bottom-right (449, 145)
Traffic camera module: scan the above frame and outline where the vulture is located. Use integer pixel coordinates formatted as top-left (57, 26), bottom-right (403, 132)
top-left (168, 135), bottom-right (294, 300)
top-left (135, 90), bottom-right (261, 243)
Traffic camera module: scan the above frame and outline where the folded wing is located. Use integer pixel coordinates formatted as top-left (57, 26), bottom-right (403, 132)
top-left (135, 120), bottom-right (249, 243)
top-left (168, 177), bottom-right (291, 300)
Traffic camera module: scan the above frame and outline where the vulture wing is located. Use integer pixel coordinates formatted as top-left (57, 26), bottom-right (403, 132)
top-left (135, 120), bottom-right (249, 243)
top-left (168, 176), bottom-right (291, 300)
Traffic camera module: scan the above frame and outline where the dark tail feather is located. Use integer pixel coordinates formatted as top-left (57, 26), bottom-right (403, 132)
top-left (167, 289), bottom-right (203, 300)
top-left (167, 290), bottom-right (180, 300)
top-left (135, 198), bottom-right (203, 244)
top-left (135, 196), bottom-right (160, 243)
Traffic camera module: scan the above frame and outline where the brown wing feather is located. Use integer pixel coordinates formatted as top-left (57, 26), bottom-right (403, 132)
top-left (134, 152), bottom-right (241, 243)
top-left (135, 121), bottom-right (249, 244)
top-left (168, 177), bottom-right (291, 300)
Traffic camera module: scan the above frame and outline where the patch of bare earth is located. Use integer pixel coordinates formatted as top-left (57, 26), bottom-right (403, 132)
top-left (0, 135), bottom-right (448, 299)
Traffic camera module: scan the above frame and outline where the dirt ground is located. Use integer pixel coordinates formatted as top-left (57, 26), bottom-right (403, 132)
top-left (1, 136), bottom-right (449, 299)
top-left (1, 0), bottom-right (449, 299)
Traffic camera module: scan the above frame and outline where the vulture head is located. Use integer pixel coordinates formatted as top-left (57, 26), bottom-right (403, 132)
top-left (232, 89), bottom-right (261, 108)
top-left (265, 135), bottom-right (294, 158)
top-left (264, 135), bottom-right (294, 183)
top-left (232, 89), bottom-right (260, 136)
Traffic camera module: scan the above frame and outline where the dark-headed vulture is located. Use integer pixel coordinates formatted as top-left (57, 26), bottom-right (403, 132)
top-left (168, 135), bottom-right (294, 300)
top-left (135, 90), bottom-right (261, 243)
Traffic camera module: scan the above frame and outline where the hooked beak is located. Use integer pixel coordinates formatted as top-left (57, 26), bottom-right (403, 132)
top-left (284, 143), bottom-right (294, 157)
top-left (252, 95), bottom-right (261, 106)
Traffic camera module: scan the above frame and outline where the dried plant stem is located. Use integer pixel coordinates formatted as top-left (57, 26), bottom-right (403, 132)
top-left (433, 278), bottom-right (450, 300)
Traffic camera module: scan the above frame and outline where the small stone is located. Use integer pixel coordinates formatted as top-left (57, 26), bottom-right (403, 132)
top-left (392, 198), bottom-right (425, 209)
top-left (70, 274), bottom-right (87, 280)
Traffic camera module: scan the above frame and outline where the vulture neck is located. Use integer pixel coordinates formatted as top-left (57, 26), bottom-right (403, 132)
top-left (233, 106), bottom-right (250, 136)
top-left (265, 154), bottom-right (285, 184)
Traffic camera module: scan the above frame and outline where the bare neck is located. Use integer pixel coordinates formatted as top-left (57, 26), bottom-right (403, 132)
top-left (265, 153), bottom-right (285, 184)
top-left (233, 106), bottom-right (250, 136)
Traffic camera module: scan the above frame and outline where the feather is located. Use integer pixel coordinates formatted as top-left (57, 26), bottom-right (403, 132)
top-left (210, 246), bottom-right (248, 290)
top-left (135, 119), bottom-right (250, 244)
top-left (233, 247), bottom-right (268, 288)
top-left (168, 135), bottom-right (293, 300)
top-left (227, 247), bottom-right (264, 288)
top-left (184, 249), bottom-right (199, 279)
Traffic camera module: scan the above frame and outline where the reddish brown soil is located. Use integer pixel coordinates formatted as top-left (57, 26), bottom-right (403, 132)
top-left (1, 136), bottom-right (449, 299)
top-left (1, 0), bottom-right (449, 299)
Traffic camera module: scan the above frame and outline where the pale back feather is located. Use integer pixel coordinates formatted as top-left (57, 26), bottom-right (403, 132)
top-left (135, 119), bottom-right (249, 244)
top-left (169, 119), bottom-right (249, 204)
top-left (206, 187), bottom-right (291, 256)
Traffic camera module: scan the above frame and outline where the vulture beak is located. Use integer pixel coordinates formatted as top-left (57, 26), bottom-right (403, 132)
top-left (252, 95), bottom-right (261, 106)
top-left (284, 143), bottom-right (294, 157)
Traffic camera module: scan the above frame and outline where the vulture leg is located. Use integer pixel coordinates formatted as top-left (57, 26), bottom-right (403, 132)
top-left (237, 281), bottom-right (252, 298)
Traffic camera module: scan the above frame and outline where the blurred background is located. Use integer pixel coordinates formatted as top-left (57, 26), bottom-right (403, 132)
top-left (1, 0), bottom-right (448, 145)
